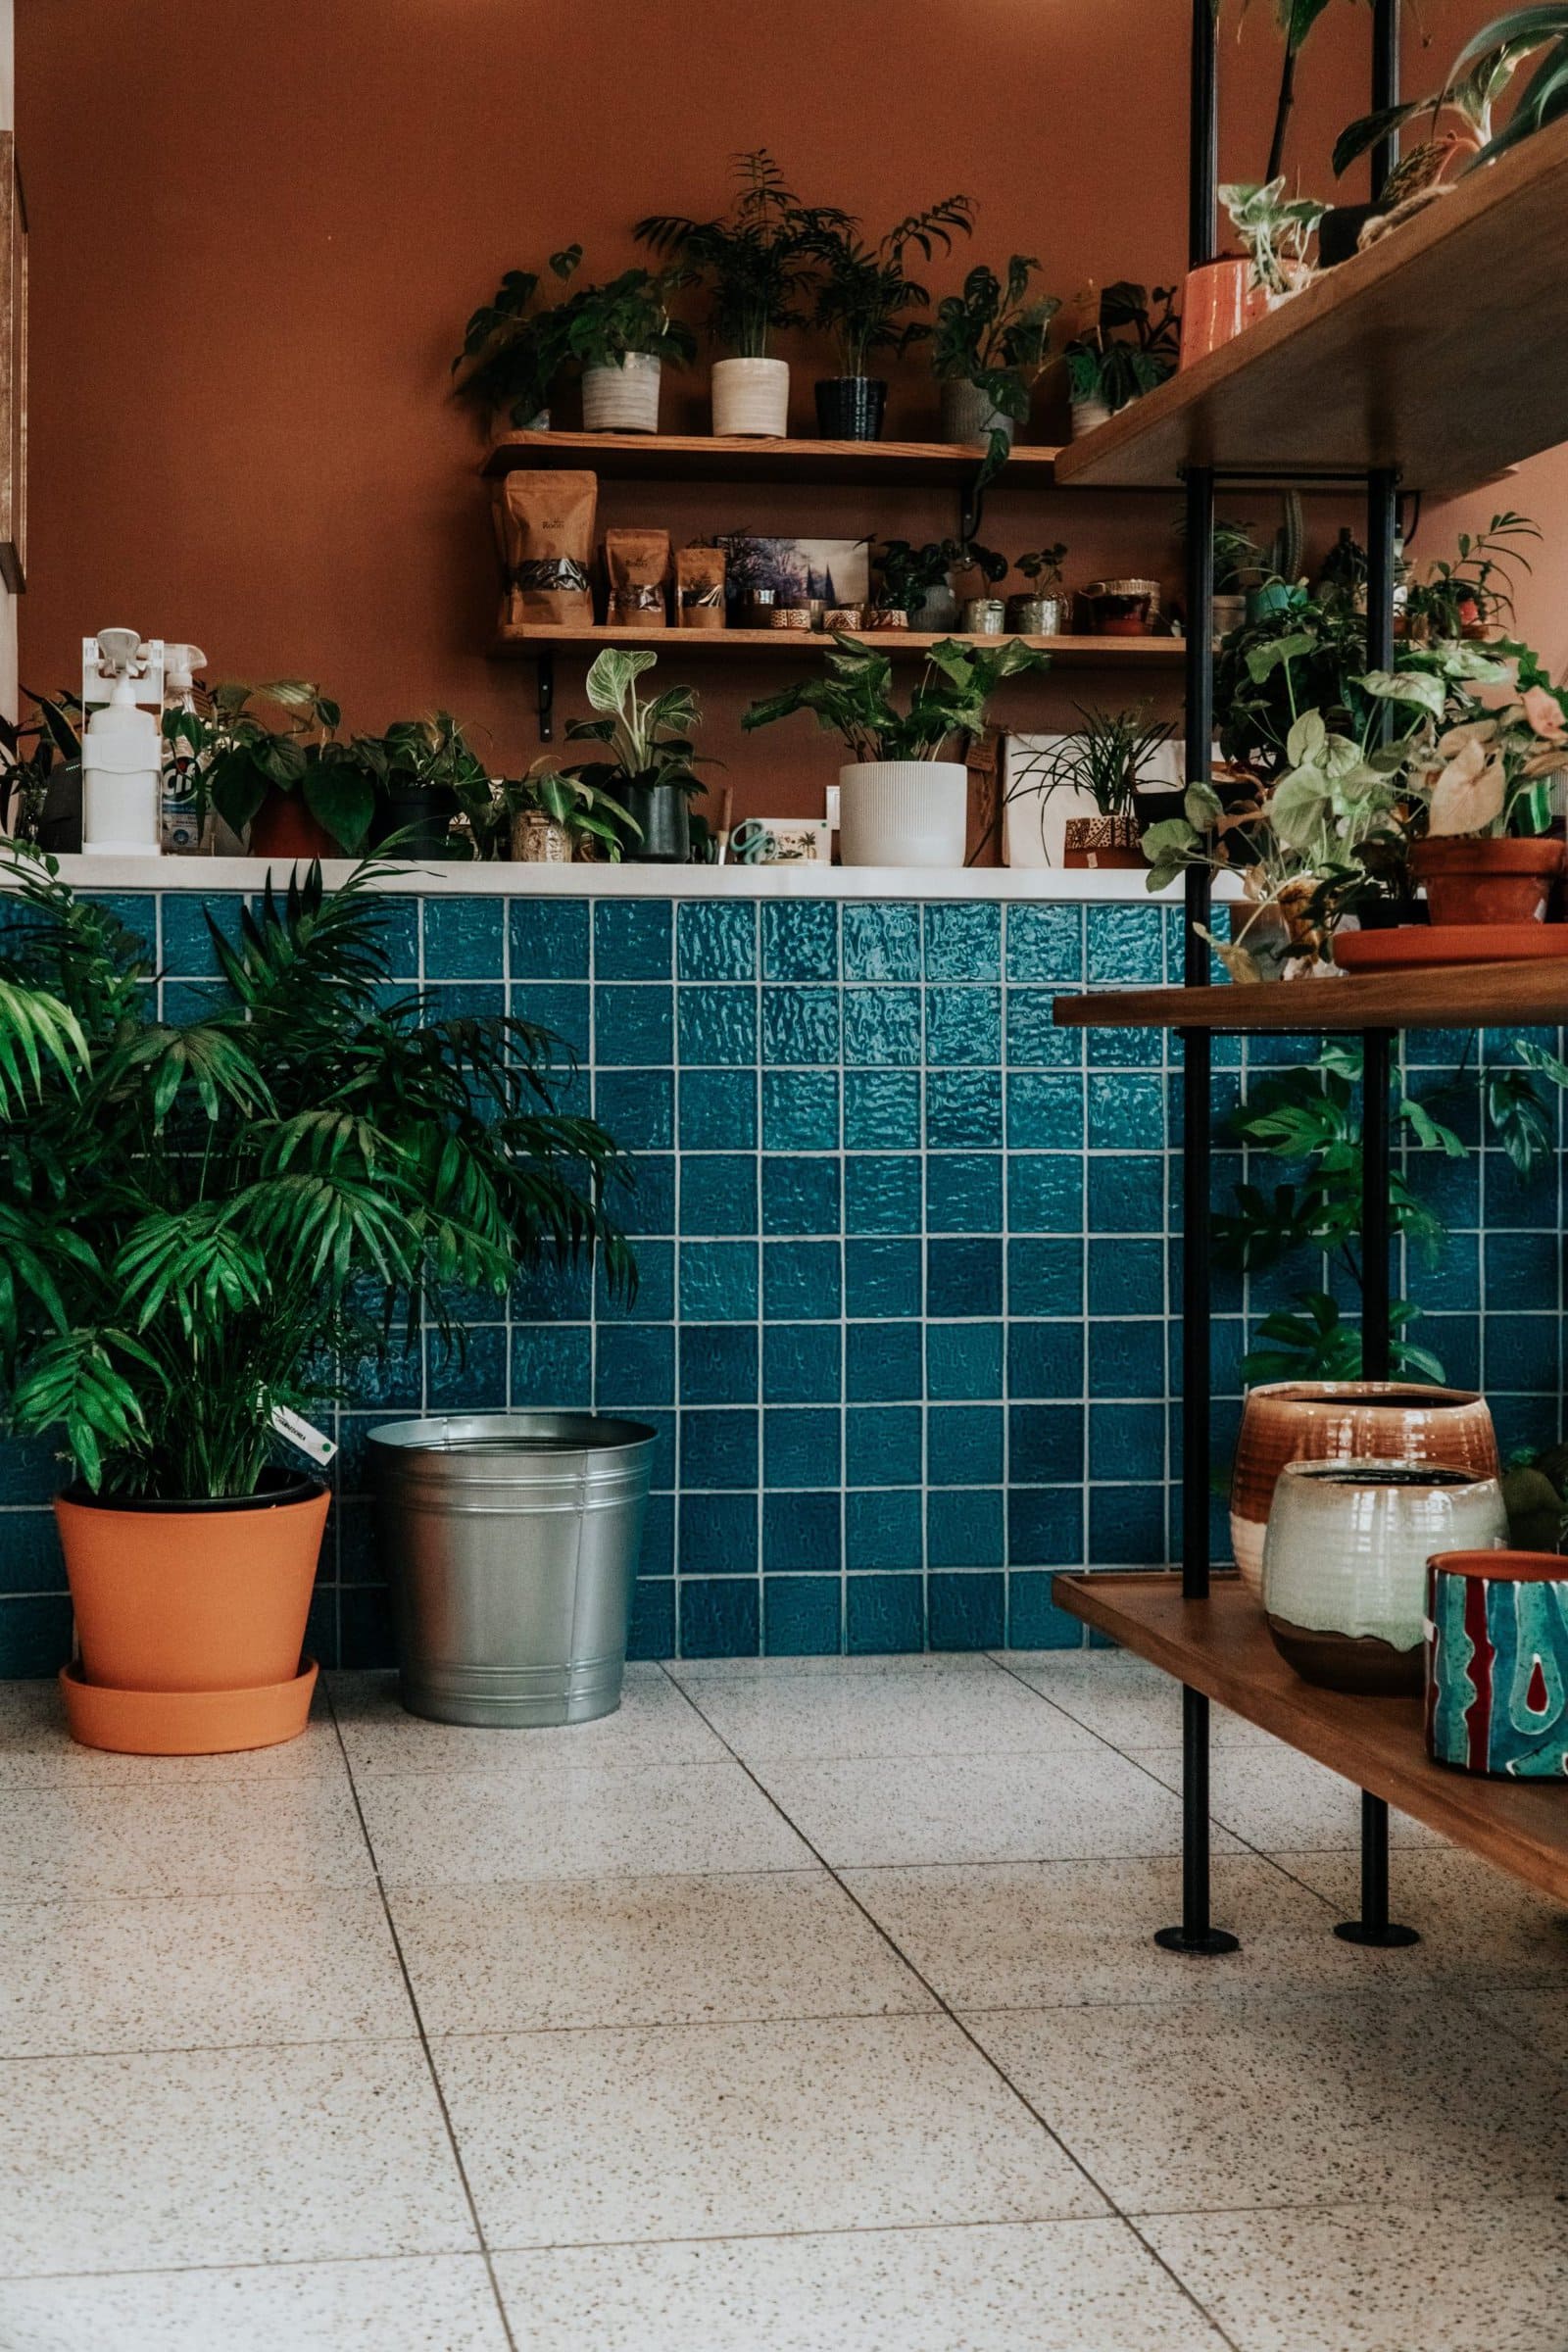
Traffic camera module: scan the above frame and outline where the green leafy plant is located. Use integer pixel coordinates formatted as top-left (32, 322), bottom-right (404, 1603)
top-left (1011, 705), bottom-right (1175, 828)
top-left (742, 633), bottom-right (1049, 763)
top-left (1333, 12), bottom-right (1557, 202)
top-left (1367, 638), bottom-right (1568, 839)
top-left (1062, 281), bottom-right (1180, 412)
top-left (197, 682), bottom-right (381, 855)
top-left (458, 758), bottom-right (635, 862)
top-left (634, 151), bottom-right (840, 358)
top-left (1219, 178), bottom-right (1329, 297)
top-left (1404, 511), bottom-right (1540, 639)
top-left (1, 691), bottom-right (81, 842)
top-left (564, 646), bottom-right (707, 813)
top-left (561, 269), bottom-right (698, 373)
top-left (1240, 0), bottom-right (1370, 181)
top-left (1214, 581), bottom-right (1371, 778)
top-left (799, 196), bottom-right (974, 376)
top-left (931, 256), bottom-right (1059, 408)
top-left (451, 246), bottom-right (584, 427)
top-left (1211, 521), bottom-right (1264, 595)
top-left (870, 538), bottom-right (959, 617)
top-left (1018, 543), bottom-right (1069, 592)
top-left (0, 852), bottom-right (632, 1497)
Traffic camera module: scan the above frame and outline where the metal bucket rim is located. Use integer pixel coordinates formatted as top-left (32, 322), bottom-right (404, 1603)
top-left (368, 1411), bottom-right (656, 1458)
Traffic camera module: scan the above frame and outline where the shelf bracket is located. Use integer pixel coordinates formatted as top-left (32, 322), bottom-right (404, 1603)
top-left (957, 467), bottom-right (987, 549)
top-left (536, 653), bottom-right (555, 743)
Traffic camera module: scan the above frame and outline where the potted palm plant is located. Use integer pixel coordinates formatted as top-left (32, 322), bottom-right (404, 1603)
top-left (742, 632), bottom-right (1048, 865)
top-left (200, 681), bottom-right (379, 860)
top-left (451, 247), bottom-right (584, 433)
top-left (0, 852), bottom-right (632, 1753)
top-left (561, 268), bottom-right (697, 433)
top-left (799, 195), bottom-right (974, 440)
top-left (931, 256), bottom-right (1059, 454)
top-left (635, 151), bottom-right (835, 438)
top-left (564, 647), bottom-right (707, 864)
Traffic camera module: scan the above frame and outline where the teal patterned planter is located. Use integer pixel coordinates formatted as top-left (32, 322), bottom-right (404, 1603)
top-left (1427, 1550), bottom-right (1568, 1778)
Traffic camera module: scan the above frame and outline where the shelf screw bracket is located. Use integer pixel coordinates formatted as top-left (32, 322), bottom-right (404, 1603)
top-left (536, 653), bottom-right (555, 743)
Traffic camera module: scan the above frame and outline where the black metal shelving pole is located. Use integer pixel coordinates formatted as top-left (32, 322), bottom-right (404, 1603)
top-left (1371, 0), bottom-right (1401, 195)
top-left (1156, 0), bottom-right (1238, 1960)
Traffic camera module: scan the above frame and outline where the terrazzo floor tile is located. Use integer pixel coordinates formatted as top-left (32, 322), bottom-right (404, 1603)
top-left (1144, 2197), bottom-right (1568, 2352)
top-left (963, 1986), bottom-right (1568, 2214)
top-left (494, 2218), bottom-right (1226, 2351)
top-left (0, 2254), bottom-right (508, 2351)
top-left (0, 1680), bottom-right (345, 1786)
top-left (0, 1777), bottom-right (375, 1900)
top-left (330, 1662), bottom-right (726, 1775)
top-left (357, 1758), bottom-right (811, 1886)
top-left (0, 2041), bottom-right (475, 2275)
top-left (1473, 1983), bottom-right (1568, 2063)
top-left (684, 1662), bottom-right (1101, 1761)
top-left (998, 1649), bottom-right (1273, 1748)
top-left (433, 2013), bottom-right (1106, 2247)
top-left (389, 1869), bottom-right (931, 2034)
top-left (1128, 1741), bottom-right (1446, 1852)
top-left (0, 1890), bottom-right (415, 2058)
top-left (747, 1750), bottom-right (1239, 1868)
top-left (839, 1855), bottom-right (1412, 2009)
top-left (665, 1650), bottom-right (1005, 1685)
top-left (1276, 1848), bottom-right (1568, 1984)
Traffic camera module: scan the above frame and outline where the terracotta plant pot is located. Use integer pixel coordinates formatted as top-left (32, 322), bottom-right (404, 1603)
top-left (1427, 1550), bottom-right (1568, 1776)
top-left (1411, 836), bottom-right (1564, 926)
top-left (1179, 257), bottom-right (1267, 366)
top-left (1263, 1459), bottom-right (1507, 1696)
top-left (1230, 1379), bottom-right (1498, 1599)
top-left (55, 1471), bottom-right (328, 1754)
top-left (248, 790), bottom-right (338, 863)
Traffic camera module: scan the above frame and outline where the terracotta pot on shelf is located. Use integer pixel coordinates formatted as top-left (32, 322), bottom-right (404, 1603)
top-left (248, 791), bottom-right (338, 863)
top-left (55, 1473), bottom-right (327, 1754)
top-left (1410, 836), bottom-right (1564, 925)
top-left (1229, 1379), bottom-right (1498, 1600)
top-left (1082, 577), bottom-right (1160, 635)
top-left (1179, 257), bottom-right (1267, 366)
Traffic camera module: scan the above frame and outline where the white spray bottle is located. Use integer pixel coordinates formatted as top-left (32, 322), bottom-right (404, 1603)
top-left (80, 630), bottom-right (165, 857)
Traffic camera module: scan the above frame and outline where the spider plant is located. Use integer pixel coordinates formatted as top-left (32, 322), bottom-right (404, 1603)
top-left (0, 851), bottom-right (633, 1496)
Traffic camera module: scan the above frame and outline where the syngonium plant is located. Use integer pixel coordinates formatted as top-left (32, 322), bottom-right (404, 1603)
top-left (742, 633), bottom-right (1050, 763)
top-left (0, 853), bottom-right (633, 1497)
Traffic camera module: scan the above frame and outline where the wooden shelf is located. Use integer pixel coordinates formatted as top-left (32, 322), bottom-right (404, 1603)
top-left (490, 624), bottom-right (1183, 669)
top-left (482, 431), bottom-right (1065, 487)
top-left (1056, 1573), bottom-right (1568, 1906)
top-left (1054, 959), bottom-right (1568, 1034)
top-left (1055, 116), bottom-right (1568, 496)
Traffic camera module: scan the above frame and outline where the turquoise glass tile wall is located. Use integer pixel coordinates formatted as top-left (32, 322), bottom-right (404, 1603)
top-left (0, 887), bottom-right (1562, 1674)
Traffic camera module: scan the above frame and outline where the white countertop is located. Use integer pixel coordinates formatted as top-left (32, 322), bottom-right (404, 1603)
top-left (39, 856), bottom-right (1219, 902)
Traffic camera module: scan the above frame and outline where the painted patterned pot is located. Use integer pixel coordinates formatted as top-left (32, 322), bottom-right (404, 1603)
top-left (1230, 1381), bottom-right (1498, 1598)
top-left (1427, 1551), bottom-right (1568, 1777)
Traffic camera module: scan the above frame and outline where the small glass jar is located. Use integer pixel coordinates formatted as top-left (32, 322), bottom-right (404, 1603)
top-left (744, 587), bottom-right (778, 629)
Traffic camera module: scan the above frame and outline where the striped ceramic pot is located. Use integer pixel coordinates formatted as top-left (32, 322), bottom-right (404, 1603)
top-left (1427, 1550), bottom-right (1568, 1777)
top-left (1230, 1381), bottom-right (1498, 1598)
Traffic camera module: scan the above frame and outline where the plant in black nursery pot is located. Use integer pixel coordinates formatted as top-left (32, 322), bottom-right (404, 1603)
top-left (799, 195), bottom-right (974, 440)
top-left (0, 853), bottom-right (632, 1755)
top-left (368, 711), bottom-right (491, 858)
top-left (565, 647), bottom-right (708, 864)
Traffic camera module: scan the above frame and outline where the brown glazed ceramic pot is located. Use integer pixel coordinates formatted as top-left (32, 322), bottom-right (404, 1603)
top-left (1230, 1381), bottom-right (1498, 1599)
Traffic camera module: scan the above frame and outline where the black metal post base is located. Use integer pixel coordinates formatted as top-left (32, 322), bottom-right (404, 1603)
top-left (1333, 1791), bottom-right (1420, 1947)
top-left (1156, 1687), bottom-right (1241, 1957)
top-left (1155, 1922), bottom-right (1242, 1956)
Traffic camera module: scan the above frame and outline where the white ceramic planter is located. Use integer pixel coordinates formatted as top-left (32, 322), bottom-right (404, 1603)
top-left (940, 378), bottom-right (1017, 446)
top-left (711, 357), bottom-right (789, 438)
top-left (1262, 1457), bottom-right (1507, 1694)
top-left (581, 354), bottom-right (662, 433)
top-left (838, 760), bottom-right (968, 868)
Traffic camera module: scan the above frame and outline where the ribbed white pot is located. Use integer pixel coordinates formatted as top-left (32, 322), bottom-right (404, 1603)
top-left (941, 378), bottom-right (1017, 446)
top-left (838, 760), bottom-right (968, 868)
top-left (581, 354), bottom-right (662, 433)
top-left (1070, 393), bottom-right (1113, 437)
top-left (711, 357), bottom-right (789, 437)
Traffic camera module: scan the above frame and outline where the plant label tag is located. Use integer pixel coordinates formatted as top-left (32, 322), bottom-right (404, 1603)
top-left (270, 1404), bottom-right (337, 1467)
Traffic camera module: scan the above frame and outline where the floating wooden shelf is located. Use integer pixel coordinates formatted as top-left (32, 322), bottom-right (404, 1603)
top-left (1055, 1573), bottom-right (1568, 1907)
top-left (482, 430), bottom-right (1066, 487)
top-left (1054, 960), bottom-right (1568, 1034)
top-left (1055, 115), bottom-right (1568, 496)
top-left (490, 623), bottom-right (1182, 669)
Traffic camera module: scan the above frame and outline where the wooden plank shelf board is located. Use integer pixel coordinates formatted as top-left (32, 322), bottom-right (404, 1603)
top-left (482, 431), bottom-right (1065, 487)
top-left (491, 624), bottom-right (1184, 668)
top-left (1054, 115), bottom-right (1568, 496)
top-left (1056, 1573), bottom-right (1568, 1905)
top-left (1054, 961), bottom-right (1568, 1033)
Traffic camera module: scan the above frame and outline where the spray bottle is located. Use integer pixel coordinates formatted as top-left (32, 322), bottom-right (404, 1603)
top-left (80, 630), bottom-right (165, 857)
top-left (160, 643), bottom-right (209, 852)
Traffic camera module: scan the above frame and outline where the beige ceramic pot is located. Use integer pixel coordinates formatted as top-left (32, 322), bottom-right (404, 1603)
top-left (1230, 1380), bottom-right (1498, 1599)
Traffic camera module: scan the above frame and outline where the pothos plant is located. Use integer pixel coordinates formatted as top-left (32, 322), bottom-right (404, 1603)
top-left (0, 851), bottom-right (633, 1497)
top-left (560, 268), bottom-right (698, 372)
top-left (193, 681), bottom-right (382, 855)
top-left (741, 633), bottom-right (1049, 763)
top-left (1219, 178), bottom-right (1329, 298)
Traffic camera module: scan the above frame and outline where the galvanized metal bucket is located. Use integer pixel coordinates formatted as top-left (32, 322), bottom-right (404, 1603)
top-left (368, 1412), bottom-right (656, 1728)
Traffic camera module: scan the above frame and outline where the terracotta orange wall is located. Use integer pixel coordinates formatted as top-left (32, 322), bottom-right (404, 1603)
top-left (17, 0), bottom-right (1565, 819)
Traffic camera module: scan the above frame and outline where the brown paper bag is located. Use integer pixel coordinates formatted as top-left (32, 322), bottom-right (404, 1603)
top-left (493, 470), bottom-right (597, 628)
top-left (606, 528), bottom-right (671, 628)
top-left (676, 544), bottom-right (727, 631)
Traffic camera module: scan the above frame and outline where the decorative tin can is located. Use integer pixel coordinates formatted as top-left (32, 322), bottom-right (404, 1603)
top-left (865, 607), bottom-right (910, 630)
top-left (825, 605), bottom-right (864, 633)
top-left (961, 596), bottom-right (1005, 636)
top-left (1006, 592), bottom-right (1068, 637)
top-left (769, 604), bottom-right (812, 630)
top-left (1427, 1550), bottom-right (1568, 1776)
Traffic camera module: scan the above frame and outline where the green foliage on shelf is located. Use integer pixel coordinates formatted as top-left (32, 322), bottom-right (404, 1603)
top-left (798, 195), bottom-right (975, 378)
top-left (451, 247), bottom-right (584, 427)
top-left (635, 150), bottom-right (842, 359)
top-left (1062, 282), bottom-right (1180, 412)
top-left (741, 632), bottom-right (1049, 763)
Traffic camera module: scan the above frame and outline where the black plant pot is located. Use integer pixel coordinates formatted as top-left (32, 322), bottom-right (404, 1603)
top-left (371, 785), bottom-right (459, 858)
top-left (622, 776), bottom-right (691, 865)
top-left (1319, 205), bottom-right (1377, 269)
top-left (815, 377), bottom-right (888, 441)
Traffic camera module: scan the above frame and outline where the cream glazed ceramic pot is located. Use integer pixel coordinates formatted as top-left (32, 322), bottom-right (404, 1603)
top-left (1262, 1458), bottom-right (1507, 1695)
top-left (1229, 1381), bottom-right (1498, 1598)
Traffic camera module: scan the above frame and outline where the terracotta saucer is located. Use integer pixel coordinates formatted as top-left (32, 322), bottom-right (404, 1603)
top-left (1333, 924), bottom-right (1568, 972)
top-left (60, 1657), bottom-right (318, 1755)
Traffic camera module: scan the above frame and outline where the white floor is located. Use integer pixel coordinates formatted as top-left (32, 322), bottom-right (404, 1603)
top-left (1, 1650), bottom-right (1566, 2350)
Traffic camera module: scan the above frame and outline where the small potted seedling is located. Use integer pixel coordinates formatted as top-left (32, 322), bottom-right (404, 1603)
top-left (1009, 545), bottom-right (1070, 636)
